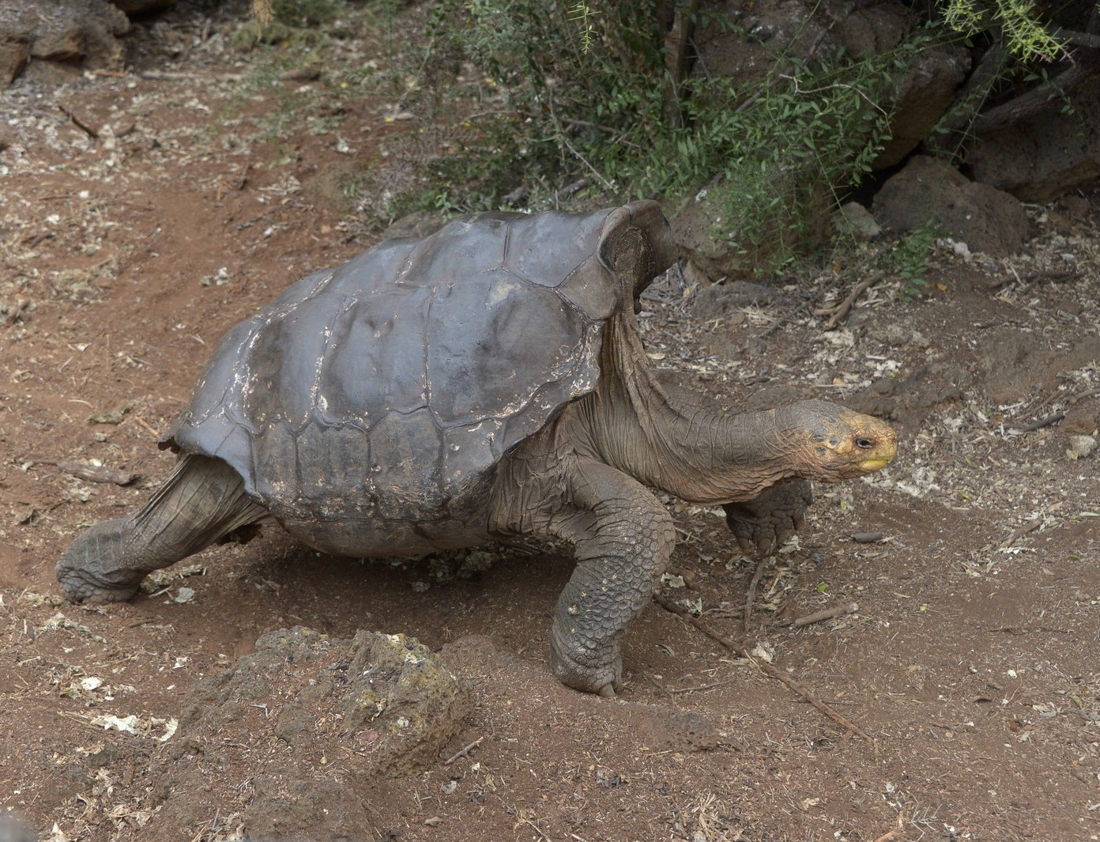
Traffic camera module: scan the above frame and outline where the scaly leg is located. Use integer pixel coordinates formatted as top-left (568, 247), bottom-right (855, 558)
top-left (57, 454), bottom-right (269, 603)
top-left (724, 479), bottom-right (812, 556)
top-left (549, 460), bottom-right (676, 696)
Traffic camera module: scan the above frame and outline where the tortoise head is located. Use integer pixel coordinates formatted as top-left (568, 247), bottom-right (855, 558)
top-left (787, 400), bottom-right (897, 482)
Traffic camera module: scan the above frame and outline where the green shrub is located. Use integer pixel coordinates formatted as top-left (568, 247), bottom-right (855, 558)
top-left (416, 1), bottom-right (947, 268)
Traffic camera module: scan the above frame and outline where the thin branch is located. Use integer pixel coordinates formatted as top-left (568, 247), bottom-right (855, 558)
top-left (444, 736), bottom-right (484, 765)
top-left (654, 592), bottom-right (877, 753)
top-left (57, 105), bottom-right (98, 139)
top-left (791, 602), bottom-right (860, 628)
top-left (814, 271), bottom-right (884, 329)
top-left (972, 52), bottom-right (1100, 136)
top-left (744, 556), bottom-right (768, 633)
top-left (1018, 411), bottom-right (1065, 433)
top-left (1047, 27), bottom-right (1100, 50)
top-left (29, 459), bottom-right (137, 486)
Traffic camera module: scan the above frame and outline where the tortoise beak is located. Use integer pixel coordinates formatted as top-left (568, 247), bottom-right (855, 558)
top-left (857, 456), bottom-right (893, 472)
top-left (854, 430), bottom-right (897, 473)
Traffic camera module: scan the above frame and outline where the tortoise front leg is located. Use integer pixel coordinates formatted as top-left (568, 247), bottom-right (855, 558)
top-left (57, 454), bottom-right (269, 603)
top-left (723, 479), bottom-right (812, 556)
top-left (549, 460), bottom-right (676, 696)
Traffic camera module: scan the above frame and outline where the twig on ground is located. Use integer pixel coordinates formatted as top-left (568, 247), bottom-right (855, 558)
top-left (24, 459), bottom-right (137, 486)
top-left (814, 271), bottom-right (885, 330)
top-left (55, 460), bottom-right (138, 486)
top-left (521, 816), bottom-right (553, 842)
top-left (133, 416), bottom-right (161, 437)
top-left (744, 556), bottom-right (768, 632)
top-left (1000, 518), bottom-right (1042, 549)
top-left (655, 592), bottom-right (741, 649)
top-left (654, 591), bottom-right (877, 754)
top-left (58, 104), bottom-right (98, 139)
top-left (444, 736), bottom-right (483, 765)
top-left (749, 651), bottom-right (878, 756)
top-left (641, 671), bottom-right (673, 698)
top-left (1018, 411), bottom-right (1065, 433)
top-left (668, 677), bottom-right (739, 695)
top-left (1022, 268), bottom-right (1081, 285)
top-left (139, 70), bottom-right (247, 82)
top-left (791, 602), bottom-right (859, 628)
top-left (3, 299), bottom-right (31, 326)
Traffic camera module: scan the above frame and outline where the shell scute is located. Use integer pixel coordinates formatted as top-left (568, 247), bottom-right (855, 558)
top-left (425, 270), bottom-right (586, 427)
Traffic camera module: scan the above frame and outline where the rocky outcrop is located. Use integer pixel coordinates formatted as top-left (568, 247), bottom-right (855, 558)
top-left (0, 28), bottom-right (29, 85)
top-left (149, 627), bottom-right (471, 841)
top-left (0, 0), bottom-right (131, 85)
top-left (872, 42), bottom-right (970, 168)
top-left (969, 76), bottom-right (1100, 202)
top-left (872, 155), bottom-right (1030, 256)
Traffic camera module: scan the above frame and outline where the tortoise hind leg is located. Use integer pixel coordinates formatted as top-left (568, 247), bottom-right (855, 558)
top-left (57, 453), bottom-right (269, 603)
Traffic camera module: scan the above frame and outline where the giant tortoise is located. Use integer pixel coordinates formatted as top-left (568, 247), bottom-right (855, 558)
top-left (58, 201), bottom-right (896, 696)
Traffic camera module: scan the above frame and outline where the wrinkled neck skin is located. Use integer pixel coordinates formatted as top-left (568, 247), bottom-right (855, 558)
top-left (564, 314), bottom-right (814, 505)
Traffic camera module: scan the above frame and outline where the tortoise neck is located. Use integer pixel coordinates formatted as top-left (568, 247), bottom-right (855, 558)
top-left (582, 313), bottom-right (803, 504)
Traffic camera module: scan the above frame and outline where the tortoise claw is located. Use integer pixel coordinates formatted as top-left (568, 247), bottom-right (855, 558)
top-left (56, 518), bottom-right (146, 604)
top-left (724, 480), bottom-right (813, 557)
top-left (550, 623), bottom-right (624, 697)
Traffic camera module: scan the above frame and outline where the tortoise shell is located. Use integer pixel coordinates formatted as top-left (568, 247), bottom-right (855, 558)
top-left (162, 203), bottom-right (674, 532)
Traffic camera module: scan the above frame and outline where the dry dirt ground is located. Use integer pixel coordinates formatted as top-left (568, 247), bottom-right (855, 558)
top-left (3, 4), bottom-right (1100, 842)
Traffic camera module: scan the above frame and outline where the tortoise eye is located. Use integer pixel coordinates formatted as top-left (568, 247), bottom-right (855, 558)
top-left (856, 437), bottom-right (874, 449)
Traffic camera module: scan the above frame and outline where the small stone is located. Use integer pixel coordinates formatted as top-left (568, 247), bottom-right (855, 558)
top-left (851, 532), bottom-right (884, 543)
top-left (750, 642), bottom-right (775, 663)
top-left (1061, 408), bottom-right (1098, 436)
top-left (833, 202), bottom-right (882, 241)
top-left (1066, 435), bottom-right (1096, 461)
top-left (949, 239), bottom-right (971, 258)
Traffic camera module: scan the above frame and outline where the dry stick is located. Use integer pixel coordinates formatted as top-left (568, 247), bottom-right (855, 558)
top-left (1019, 411), bottom-right (1065, 433)
top-left (743, 556), bottom-right (768, 633)
top-left (55, 460), bottom-right (138, 486)
top-left (792, 602), bottom-right (860, 629)
top-left (444, 736), bottom-right (483, 766)
top-left (57, 104), bottom-right (98, 139)
top-left (1000, 518), bottom-right (1042, 549)
top-left (26, 459), bottom-right (137, 486)
top-left (815, 271), bottom-right (885, 330)
top-left (133, 416), bottom-right (161, 437)
top-left (973, 52), bottom-right (1100, 136)
top-left (520, 817), bottom-right (552, 842)
top-left (669, 677), bottom-right (739, 695)
top-left (139, 70), bottom-right (247, 82)
top-left (654, 592), bottom-right (877, 754)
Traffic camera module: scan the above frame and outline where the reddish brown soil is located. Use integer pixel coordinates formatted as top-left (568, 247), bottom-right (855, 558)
top-left (2, 4), bottom-right (1099, 841)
